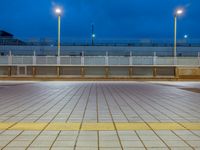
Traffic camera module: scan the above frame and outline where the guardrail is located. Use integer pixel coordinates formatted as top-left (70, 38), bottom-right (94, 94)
top-left (0, 55), bottom-right (200, 66)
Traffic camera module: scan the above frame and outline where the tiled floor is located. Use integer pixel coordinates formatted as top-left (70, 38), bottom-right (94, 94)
top-left (0, 81), bottom-right (200, 150)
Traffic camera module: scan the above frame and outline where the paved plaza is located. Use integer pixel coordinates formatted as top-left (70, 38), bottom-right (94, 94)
top-left (0, 81), bottom-right (200, 150)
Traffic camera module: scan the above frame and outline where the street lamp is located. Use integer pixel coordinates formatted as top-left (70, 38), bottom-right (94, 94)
top-left (55, 7), bottom-right (62, 56)
top-left (184, 34), bottom-right (188, 39)
top-left (174, 8), bottom-right (183, 57)
top-left (91, 24), bottom-right (95, 46)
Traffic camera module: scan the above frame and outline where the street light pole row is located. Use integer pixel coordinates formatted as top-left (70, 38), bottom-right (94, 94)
top-left (54, 7), bottom-right (184, 58)
top-left (55, 8), bottom-right (62, 57)
top-left (174, 9), bottom-right (183, 57)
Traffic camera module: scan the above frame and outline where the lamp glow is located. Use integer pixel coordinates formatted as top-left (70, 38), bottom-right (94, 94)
top-left (176, 9), bottom-right (183, 15)
top-left (55, 8), bottom-right (62, 15)
top-left (184, 35), bottom-right (188, 39)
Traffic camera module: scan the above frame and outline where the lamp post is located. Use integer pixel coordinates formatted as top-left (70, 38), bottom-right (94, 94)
top-left (174, 9), bottom-right (183, 57)
top-left (91, 24), bottom-right (95, 46)
top-left (55, 8), bottom-right (62, 56)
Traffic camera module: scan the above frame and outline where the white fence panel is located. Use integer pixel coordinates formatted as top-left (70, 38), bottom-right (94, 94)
top-left (132, 56), bottom-right (154, 65)
top-left (0, 56), bottom-right (8, 64)
top-left (12, 56), bottom-right (33, 64)
top-left (156, 57), bottom-right (174, 65)
top-left (177, 57), bottom-right (199, 66)
top-left (0, 56), bottom-right (200, 66)
top-left (109, 56), bottom-right (129, 65)
top-left (36, 56), bottom-right (57, 64)
top-left (85, 56), bottom-right (105, 65)
top-left (60, 56), bottom-right (81, 65)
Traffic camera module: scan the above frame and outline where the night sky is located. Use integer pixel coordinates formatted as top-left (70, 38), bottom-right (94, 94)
top-left (0, 0), bottom-right (199, 40)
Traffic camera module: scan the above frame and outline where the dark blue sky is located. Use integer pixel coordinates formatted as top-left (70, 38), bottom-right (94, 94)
top-left (0, 0), bottom-right (199, 40)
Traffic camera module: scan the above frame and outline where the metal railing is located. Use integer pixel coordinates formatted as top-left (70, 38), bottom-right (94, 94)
top-left (1, 38), bottom-right (200, 47)
top-left (0, 55), bottom-right (200, 66)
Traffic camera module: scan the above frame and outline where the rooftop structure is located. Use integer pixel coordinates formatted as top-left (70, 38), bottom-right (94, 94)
top-left (0, 30), bottom-right (13, 38)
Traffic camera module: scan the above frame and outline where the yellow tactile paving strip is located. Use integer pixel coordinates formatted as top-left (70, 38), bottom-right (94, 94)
top-left (9, 123), bottom-right (48, 130)
top-left (46, 123), bottom-right (81, 130)
top-left (0, 122), bottom-right (200, 131)
top-left (82, 123), bottom-right (115, 130)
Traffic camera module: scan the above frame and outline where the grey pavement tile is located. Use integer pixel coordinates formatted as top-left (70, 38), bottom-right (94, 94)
top-left (100, 148), bottom-right (122, 150)
top-left (75, 148), bottom-right (98, 150)
top-left (170, 147), bottom-right (193, 150)
top-left (0, 135), bottom-right (16, 141)
top-left (51, 148), bottom-right (74, 150)
top-left (191, 130), bottom-right (200, 136)
top-left (79, 131), bottom-right (97, 136)
top-left (53, 140), bottom-right (76, 147)
top-left (99, 140), bottom-right (121, 148)
top-left (1, 131), bottom-right (22, 135)
top-left (99, 131), bottom-right (117, 135)
top-left (159, 135), bottom-right (182, 141)
top-left (121, 140), bottom-right (144, 148)
top-left (56, 135), bottom-right (77, 141)
top-left (20, 131), bottom-right (40, 136)
top-left (99, 135), bottom-right (118, 141)
top-left (3, 147), bottom-right (27, 150)
top-left (139, 135), bottom-right (161, 141)
top-left (136, 130), bottom-right (156, 135)
top-left (164, 140), bottom-right (189, 147)
top-left (142, 140), bottom-right (166, 148)
top-left (7, 140), bottom-right (32, 147)
top-left (186, 141), bottom-right (200, 147)
top-left (145, 148), bottom-right (169, 150)
top-left (36, 135), bottom-right (57, 141)
top-left (0, 141), bottom-right (11, 147)
top-left (180, 135), bottom-right (200, 141)
top-left (15, 135), bottom-right (37, 141)
top-left (60, 131), bottom-right (79, 136)
top-left (119, 135), bottom-right (140, 141)
top-left (124, 148), bottom-right (145, 150)
top-left (30, 140), bottom-right (54, 147)
top-left (40, 131), bottom-right (60, 136)
top-left (173, 130), bottom-right (194, 135)
top-left (155, 131), bottom-right (174, 135)
top-left (27, 147), bottom-right (51, 150)
top-left (76, 140), bottom-right (98, 147)
top-left (78, 135), bottom-right (98, 141)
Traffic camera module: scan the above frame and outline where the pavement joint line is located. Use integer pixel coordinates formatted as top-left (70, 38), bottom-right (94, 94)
top-left (1, 122), bottom-right (199, 131)
top-left (0, 88), bottom-right (68, 133)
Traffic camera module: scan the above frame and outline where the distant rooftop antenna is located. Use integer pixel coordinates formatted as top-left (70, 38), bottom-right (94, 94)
top-left (91, 23), bottom-right (95, 46)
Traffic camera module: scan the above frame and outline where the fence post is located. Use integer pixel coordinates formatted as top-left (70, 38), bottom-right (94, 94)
top-left (8, 51), bottom-right (12, 76)
top-left (32, 51), bottom-right (36, 77)
top-left (174, 56), bottom-right (177, 66)
top-left (198, 52), bottom-right (200, 66)
top-left (33, 51), bottom-right (36, 65)
top-left (57, 56), bottom-right (60, 65)
top-left (153, 52), bottom-right (157, 65)
top-left (8, 51), bottom-right (12, 65)
top-left (105, 51), bottom-right (109, 66)
top-left (81, 51), bottom-right (84, 66)
top-left (129, 51), bottom-right (132, 66)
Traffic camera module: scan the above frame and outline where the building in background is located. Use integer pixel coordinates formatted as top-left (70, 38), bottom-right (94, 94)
top-left (0, 30), bottom-right (24, 55)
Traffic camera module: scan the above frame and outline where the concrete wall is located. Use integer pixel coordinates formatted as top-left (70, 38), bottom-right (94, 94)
top-left (0, 65), bottom-right (200, 80)
top-left (178, 67), bottom-right (200, 79)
